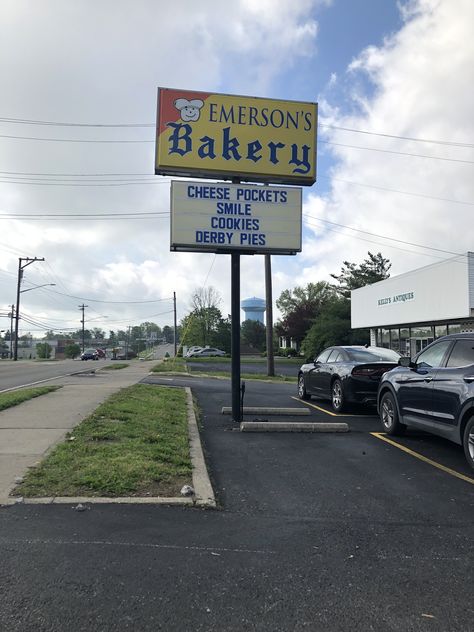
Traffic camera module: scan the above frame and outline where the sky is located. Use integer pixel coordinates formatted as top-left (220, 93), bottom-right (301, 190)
top-left (0, 0), bottom-right (473, 338)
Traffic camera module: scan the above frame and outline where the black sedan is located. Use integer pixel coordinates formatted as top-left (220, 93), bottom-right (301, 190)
top-left (298, 346), bottom-right (400, 412)
top-left (377, 333), bottom-right (474, 470)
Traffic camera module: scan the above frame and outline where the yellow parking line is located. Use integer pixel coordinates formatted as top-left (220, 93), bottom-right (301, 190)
top-left (370, 432), bottom-right (474, 485)
top-left (290, 396), bottom-right (343, 417)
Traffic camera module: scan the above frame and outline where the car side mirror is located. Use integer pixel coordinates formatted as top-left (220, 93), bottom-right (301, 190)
top-left (399, 356), bottom-right (413, 368)
top-left (313, 359), bottom-right (320, 366)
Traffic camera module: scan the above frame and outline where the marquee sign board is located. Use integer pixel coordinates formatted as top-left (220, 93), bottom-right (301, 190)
top-left (170, 181), bottom-right (302, 255)
top-left (156, 88), bottom-right (317, 185)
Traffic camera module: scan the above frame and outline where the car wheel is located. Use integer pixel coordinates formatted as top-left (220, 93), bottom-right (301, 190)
top-left (462, 416), bottom-right (474, 470)
top-left (331, 378), bottom-right (345, 413)
top-left (380, 391), bottom-right (405, 435)
top-left (298, 374), bottom-right (310, 400)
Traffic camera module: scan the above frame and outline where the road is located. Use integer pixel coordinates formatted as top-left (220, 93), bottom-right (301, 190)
top-left (0, 373), bottom-right (473, 631)
top-left (0, 344), bottom-right (175, 392)
top-left (0, 358), bottom-right (98, 392)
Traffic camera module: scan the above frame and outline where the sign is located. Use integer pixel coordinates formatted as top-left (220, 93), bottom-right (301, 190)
top-left (156, 88), bottom-right (317, 185)
top-left (378, 292), bottom-right (415, 307)
top-left (170, 181), bottom-right (302, 255)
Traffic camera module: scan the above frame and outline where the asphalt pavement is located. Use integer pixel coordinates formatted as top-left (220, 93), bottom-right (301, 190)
top-left (0, 370), bottom-right (473, 631)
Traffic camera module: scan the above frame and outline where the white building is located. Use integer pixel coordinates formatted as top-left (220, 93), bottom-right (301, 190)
top-left (351, 253), bottom-right (474, 356)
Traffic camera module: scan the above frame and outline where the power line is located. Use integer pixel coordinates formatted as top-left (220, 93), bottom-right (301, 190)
top-left (41, 287), bottom-right (174, 304)
top-left (319, 123), bottom-right (474, 148)
top-left (319, 175), bottom-right (474, 207)
top-left (0, 179), bottom-right (164, 187)
top-left (0, 169), bottom-right (472, 207)
top-left (0, 211), bottom-right (167, 218)
top-left (2, 116), bottom-right (472, 148)
top-left (303, 213), bottom-right (464, 257)
top-left (303, 217), bottom-right (452, 260)
top-left (0, 117), bottom-right (154, 128)
top-left (319, 140), bottom-right (474, 165)
top-left (0, 133), bottom-right (153, 143)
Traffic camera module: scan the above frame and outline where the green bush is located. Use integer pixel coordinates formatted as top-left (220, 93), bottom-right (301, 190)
top-left (65, 343), bottom-right (81, 359)
top-left (36, 342), bottom-right (52, 359)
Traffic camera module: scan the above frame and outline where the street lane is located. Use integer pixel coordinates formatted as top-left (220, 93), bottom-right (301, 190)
top-left (0, 358), bottom-right (106, 392)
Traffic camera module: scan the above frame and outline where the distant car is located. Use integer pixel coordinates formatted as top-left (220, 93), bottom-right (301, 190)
top-left (187, 347), bottom-right (226, 358)
top-left (81, 349), bottom-right (99, 361)
top-left (185, 346), bottom-right (203, 357)
top-left (96, 348), bottom-right (106, 359)
top-left (377, 333), bottom-right (474, 470)
top-left (115, 350), bottom-right (137, 360)
top-left (298, 345), bottom-right (400, 412)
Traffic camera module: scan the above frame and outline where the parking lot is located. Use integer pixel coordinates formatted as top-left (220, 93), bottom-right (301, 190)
top-left (182, 357), bottom-right (474, 484)
top-left (1, 368), bottom-right (473, 631)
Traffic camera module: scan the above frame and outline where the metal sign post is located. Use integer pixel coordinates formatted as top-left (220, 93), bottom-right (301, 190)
top-left (231, 251), bottom-right (241, 423)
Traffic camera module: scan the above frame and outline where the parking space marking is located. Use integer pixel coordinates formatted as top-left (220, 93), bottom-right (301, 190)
top-left (290, 397), bottom-right (375, 418)
top-left (290, 397), bottom-right (345, 417)
top-left (371, 432), bottom-right (474, 486)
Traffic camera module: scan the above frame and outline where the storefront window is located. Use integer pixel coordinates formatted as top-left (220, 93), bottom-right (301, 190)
top-left (448, 323), bottom-right (461, 334)
top-left (381, 328), bottom-right (390, 348)
top-left (390, 328), bottom-right (400, 353)
top-left (399, 328), bottom-right (410, 356)
top-left (409, 326), bottom-right (434, 356)
top-left (435, 325), bottom-right (448, 338)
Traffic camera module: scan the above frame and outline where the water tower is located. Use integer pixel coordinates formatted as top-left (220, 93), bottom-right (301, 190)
top-left (241, 297), bottom-right (266, 324)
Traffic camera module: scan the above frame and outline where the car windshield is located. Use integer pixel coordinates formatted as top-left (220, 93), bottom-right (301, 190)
top-left (346, 348), bottom-right (400, 362)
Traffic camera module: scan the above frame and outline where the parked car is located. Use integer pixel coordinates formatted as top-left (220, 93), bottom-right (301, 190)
top-left (115, 350), bottom-right (137, 360)
top-left (377, 333), bottom-right (474, 470)
top-left (298, 345), bottom-right (400, 412)
top-left (187, 347), bottom-right (226, 358)
top-left (185, 346), bottom-right (202, 357)
top-left (81, 349), bottom-right (99, 361)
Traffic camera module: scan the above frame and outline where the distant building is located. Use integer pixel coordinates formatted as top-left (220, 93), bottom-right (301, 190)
top-left (241, 297), bottom-right (266, 324)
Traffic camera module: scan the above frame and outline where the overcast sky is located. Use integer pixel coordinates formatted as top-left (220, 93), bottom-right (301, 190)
top-left (0, 0), bottom-right (472, 337)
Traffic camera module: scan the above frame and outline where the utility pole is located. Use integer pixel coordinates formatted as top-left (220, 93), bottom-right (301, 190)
top-left (14, 257), bottom-right (45, 361)
top-left (9, 305), bottom-right (14, 359)
top-left (173, 291), bottom-right (177, 357)
top-left (265, 254), bottom-right (275, 376)
top-left (78, 304), bottom-right (88, 353)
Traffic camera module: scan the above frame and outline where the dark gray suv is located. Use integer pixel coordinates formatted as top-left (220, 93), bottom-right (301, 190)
top-left (377, 333), bottom-right (474, 470)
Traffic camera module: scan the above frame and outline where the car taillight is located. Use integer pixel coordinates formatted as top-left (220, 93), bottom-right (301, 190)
top-left (352, 367), bottom-right (378, 377)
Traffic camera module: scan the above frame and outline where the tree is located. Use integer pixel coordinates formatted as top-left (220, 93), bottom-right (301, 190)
top-left (331, 252), bottom-right (391, 298)
top-left (36, 342), bottom-right (52, 359)
top-left (275, 281), bottom-right (335, 346)
top-left (162, 325), bottom-right (174, 344)
top-left (91, 327), bottom-right (105, 340)
top-left (64, 343), bottom-right (81, 359)
top-left (241, 319), bottom-right (266, 351)
top-left (181, 287), bottom-right (224, 348)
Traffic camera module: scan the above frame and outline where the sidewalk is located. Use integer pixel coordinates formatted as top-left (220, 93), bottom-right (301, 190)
top-left (0, 362), bottom-right (154, 504)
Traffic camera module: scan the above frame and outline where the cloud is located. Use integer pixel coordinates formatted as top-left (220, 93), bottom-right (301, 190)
top-left (311, 0), bottom-right (474, 287)
top-left (0, 0), bottom-right (321, 333)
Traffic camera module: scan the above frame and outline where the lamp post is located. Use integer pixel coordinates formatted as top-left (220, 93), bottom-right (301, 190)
top-left (14, 282), bottom-right (55, 361)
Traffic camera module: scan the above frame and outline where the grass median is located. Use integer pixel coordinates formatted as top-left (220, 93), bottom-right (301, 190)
top-left (13, 384), bottom-right (192, 498)
top-left (0, 386), bottom-right (61, 411)
top-left (151, 357), bottom-right (296, 382)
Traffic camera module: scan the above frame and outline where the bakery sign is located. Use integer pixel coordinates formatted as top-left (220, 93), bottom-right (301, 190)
top-left (170, 181), bottom-right (302, 255)
top-left (155, 88), bottom-right (317, 185)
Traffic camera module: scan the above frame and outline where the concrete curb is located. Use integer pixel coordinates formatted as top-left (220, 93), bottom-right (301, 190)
top-left (240, 421), bottom-right (349, 432)
top-left (1, 383), bottom-right (217, 509)
top-left (222, 406), bottom-right (309, 416)
top-left (185, 386), bottom-right (217, 508)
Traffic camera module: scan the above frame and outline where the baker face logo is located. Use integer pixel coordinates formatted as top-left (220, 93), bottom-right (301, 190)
top-left (174, 98), bottom-right (204, 122)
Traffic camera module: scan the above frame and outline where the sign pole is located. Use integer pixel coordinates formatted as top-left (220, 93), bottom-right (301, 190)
top-left (231, 251), bottom-right (241, 423)
top-left (230, 176), bottom-right (242, 423)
